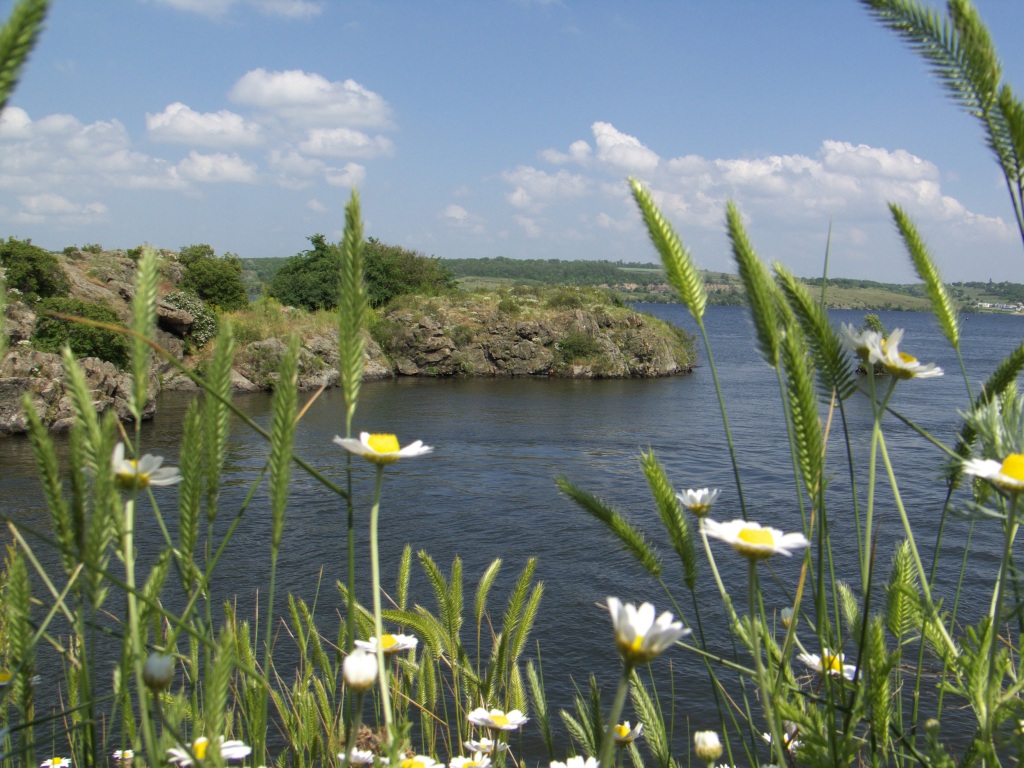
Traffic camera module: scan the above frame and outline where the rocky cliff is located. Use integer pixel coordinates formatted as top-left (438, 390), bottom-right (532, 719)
top-left (0, 251), bottom-right (693, 434)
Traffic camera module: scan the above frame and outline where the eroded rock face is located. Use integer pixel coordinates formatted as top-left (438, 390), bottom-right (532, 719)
top-left (0, 348), bottom-right (154, 434)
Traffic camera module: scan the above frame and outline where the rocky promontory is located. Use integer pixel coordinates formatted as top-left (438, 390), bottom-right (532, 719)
top-left (0, 250), bottom-right (694, 434)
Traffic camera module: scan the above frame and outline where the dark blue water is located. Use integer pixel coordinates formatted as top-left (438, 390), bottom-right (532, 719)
top-left (1, 304), bottom-right (1021, 758)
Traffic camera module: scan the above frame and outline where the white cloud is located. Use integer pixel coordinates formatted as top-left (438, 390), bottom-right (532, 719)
top-left (515, 215), bottom-right (541, 237)
top-left (442, 204), bottom-right (469, 223)
top-left (324, 162), bottom-right (366, 188)
top-left (501, 166), bottom-right (589, 210)
top-left (298, 127), bottom-right (393, 158)
top-left (150, 0), bottom-right (323, 18)
top-left (306, 198), bottom-right (327, 212)
top-left (252, 0), bottom-right (324, 18)
top-left (592, 122), bottom-right (659, 172)
top-left (147, 102), bottom-right (262, 147)
top-left (176, 151), bottom-right (258, 183)
top-left (15, 193), bottom-right (108, 224)
top-left (0, 107), bottom-right (31, 138)
top-left (229, 69), bottom-right (393, 129)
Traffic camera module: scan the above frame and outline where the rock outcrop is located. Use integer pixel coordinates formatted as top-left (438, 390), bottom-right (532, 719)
top-left (0, 250), bottom-right (693, 435)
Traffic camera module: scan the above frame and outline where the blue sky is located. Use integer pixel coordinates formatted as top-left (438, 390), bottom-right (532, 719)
top-left (2, 0), bottom-right (1024, 282)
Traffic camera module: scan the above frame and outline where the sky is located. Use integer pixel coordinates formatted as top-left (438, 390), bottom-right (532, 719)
top-left (2, 0), bottom-right (1024, 283)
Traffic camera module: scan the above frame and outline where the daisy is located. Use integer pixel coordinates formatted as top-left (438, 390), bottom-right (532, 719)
top-left (467, 707), bottom-right (528, 731)
top-left (112, 442), bottom-right (181, 490)
top-left (798, 649), bottom-right (857, 681)
top-left (463, 737), bottom-right (509, 754)
top-left (399, 756), bottom-right (438, 768)
top-left (550, 758), bottom-right (598, 768)
top-left (450, 752), bottom-right (491, 768)
top-left (878, 332), bottom-right (942, 379)
top-left (762, 730), bottom-right (801, 753)
top-left (355, 633), bottom-right (418, 655)
top-left (693, 731), bottom-right (723, 763)
top-left (962, 453), bottom-right (1024, 494)
top-left (607, 597), bottom-right (690, 664)
top-left (112, 751), bottom-right (134, 761)
top-left (677, 488), bottom-right (720, 518)
top-left (341, 748), bottom-right (376, 765)
top-left (40, 759), bottom-right (69, 767)
top-left (333, 432), bottom-right (433, 465)
top-left (613, 721), bottom-right (643, 745)
top-left (702, 519), bottom-right (809, 560)
top-left (343, 649), bottom-right (378, 691)
top-left (840, 322), bottom-right (885, 361)
top-left (167, 736), bottom-right (252, 766)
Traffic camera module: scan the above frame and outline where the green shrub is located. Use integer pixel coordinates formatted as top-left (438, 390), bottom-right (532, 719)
top-left (544, 288), bottom-right (585, 309)
top-left (178, 243), bottom-right (248, 311)
top-left (269, 234), bottom-right (341, 312)
top-left (557, 331), bottom-right (602, 362)
top-left (31, 297), bottom-right (129, 366)
top-left (82, 243), bottom-right (103, 254)
top-left (162, 291), bottom-right (218, 350)
top-left (0, 237), bottom-right (71, 300)
top-left (497, 296), bottom-right (520, 315)
top-left (363, 238), bottom-right (456, 307)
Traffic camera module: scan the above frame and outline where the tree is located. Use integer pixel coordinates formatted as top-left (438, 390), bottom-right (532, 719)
top-left (0, 236), bottom-right (71, 300)
top-left (31, 297), bottom-right (129, 366)
top-left (363, 238), bottom-right (455, 307)
top-left (268, 234), bottom-right (342, 311)
top-left (178, 243), bottom-right (249, 311)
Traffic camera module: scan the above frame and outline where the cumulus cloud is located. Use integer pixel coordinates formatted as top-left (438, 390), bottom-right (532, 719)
top-left (307, 198), bottom-right (327, 212)
top-left (15, 193), bottom-right (107, 224)
top-left (150, 0), bottom-right (323, 18)
top-left (147, 102), bottom-right (262, 147)
top-left (324, 162), bottom-right (366, 188)
top-left (229, 69), bottom-right (393, 129)
top-left (176, 151), bottom-right (258, 183)
top-left (298, 127), bottom-right (393, 158)
top-left (592, 122), bottom-right (659, 172)
top-left (502, 166), bottom-right (589, 211)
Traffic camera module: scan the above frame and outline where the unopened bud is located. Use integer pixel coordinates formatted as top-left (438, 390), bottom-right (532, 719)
top-left (142, 653), bottom-right (174, 691)
top-left (343, 649), bottom-right (378, 691)
top-left (693, 730), bottom-right (722, 763)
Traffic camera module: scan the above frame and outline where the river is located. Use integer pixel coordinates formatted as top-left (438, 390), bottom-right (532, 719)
top-left (0, 303), bottom-right (1021, 759)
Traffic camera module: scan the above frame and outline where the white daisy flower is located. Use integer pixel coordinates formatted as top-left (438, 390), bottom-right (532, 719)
top-left (40, 759), bottom-right (70, 767)
top-left (878, 332), bottom-right (942, 379)
top-left (693, 730), bottom-right (723, 762)
top-left (355, 633), bottom-right (418, 655)
top-left (762, 730), bottom-right (801, 753)
top-left (341, 748), bottom-right (376, 765)
top-left (112, 751), bottom-right (134, 761)
top-left (677, 488), bottom-right (720, 518)
top-left (333, 432), bottom-right (433, 465)
top-left (463, 737), bottom-right (509, 755)
top-left (466, 707), bottom-right (528, 731)
top-left (840, 322), bottom-right (886, 361)
top-left (798, 649), bottom-right (857, 681)
top-left (702, 519), bottom-right (809, 560)
top-left (167, 736), bottom-right (252, 766)
top-left (550, 758), bottom-right (598, 768)
top-left (613, 720), bottom-right (643, 744)
top-left (112, 442), bottom-right (181, 490)
top-left (343, 649), bottom-right (378, 691)
top-left (607, 597), bottom-right (690, 664)
top-left (962, 453), bottom-right (1024, 494)
top-left (450, 752), bottom-right (491, 768)
top-left (398, 756), bottom-right (438, 768)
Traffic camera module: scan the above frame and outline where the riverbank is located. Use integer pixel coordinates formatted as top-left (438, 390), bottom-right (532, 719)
top-left (0, 250), bottom-right (695, 434)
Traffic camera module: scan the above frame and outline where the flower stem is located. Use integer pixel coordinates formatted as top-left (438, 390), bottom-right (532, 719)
top-left (749, 560), bottom-right (785, 767)
top-left (598, 662), bottom-right (634, 768)
top-left (369, 464), bottom-right (395, 746)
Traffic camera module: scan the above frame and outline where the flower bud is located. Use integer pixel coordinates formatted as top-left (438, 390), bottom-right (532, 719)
top-left (780, 607), bottom-right (794, 629)
top-left (142, 653), bottom-right (174, 691)
top-left (343, 649), bottom-right (378, 691)
top-left (693, 730), bottom-right (722, 763)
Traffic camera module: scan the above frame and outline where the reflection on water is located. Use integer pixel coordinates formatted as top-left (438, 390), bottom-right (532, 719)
top-left (0, 304), bottom-right (1021, 756)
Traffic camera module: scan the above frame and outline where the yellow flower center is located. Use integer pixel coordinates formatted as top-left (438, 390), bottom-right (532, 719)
top-left (615, 724), bottom-right (630, 738)
top-left (822, 653), bottom-right (843, 674)
top-left (737, 528), bottom-right (774, 547)
top-left (368, 434), bottom-right (400, 453)
top-left (193, 737), bottom-right (209, 760)
top-left (0, 670), bottom-right (11, 686)
top-left (1000, 454), bottom-right (1024, 482)
top-left (51, 760), bottom-right (63, 767)
top-left (628, 635), bottom-right (645, 652)
top-left (490, 714), bottom-right (509, 728)
top-left (899, 351), bottom-right (917, 364)
top-left (401, 759), bottom-right (428, 768)
top-left (382, 634), bottom-right (398, 650)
